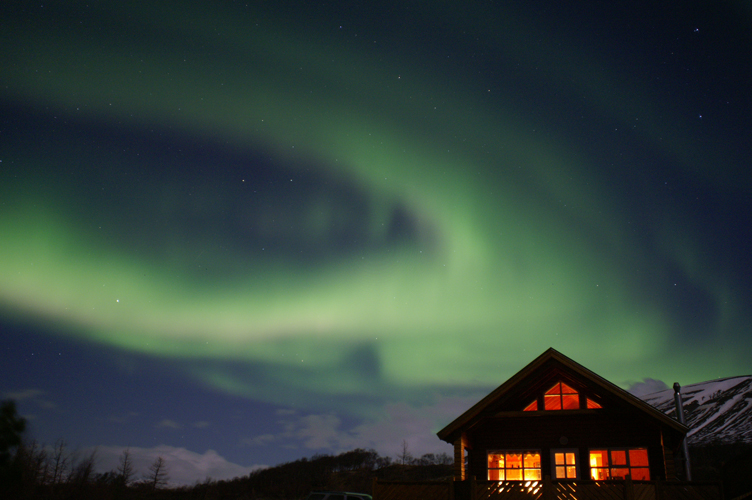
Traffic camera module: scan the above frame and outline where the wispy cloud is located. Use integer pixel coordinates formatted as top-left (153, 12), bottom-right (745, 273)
top-left (108, 411), bottom-right (140, 424)
top-left (628, 378), bottom-right (669, 397)
top-left (244, 433), bottom-right (276, 446)
top-left (156, 419), bottom-right (183, 430)
top-left (91, 445), bottom-right (265, 485)
top-left (3, 388), bottom-right (57, 410)
top-left (244, 395), bottom-right (473, 459)
top-left (4, 389), bottom-right (46, 400)
top-left (192, 421), bottom-right (211, 428)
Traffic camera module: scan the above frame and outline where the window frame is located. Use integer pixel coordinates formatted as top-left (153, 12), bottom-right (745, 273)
top-left (487, 449), bottom-right (542, 481)
top-left (544, 382), bottom-right (580, 410)
top-left (551, 448), bottom-right (579, 480)
top-left (522, 381), bottom-right (603, 412)
top-left (589, 448), bottom-right (650, 480)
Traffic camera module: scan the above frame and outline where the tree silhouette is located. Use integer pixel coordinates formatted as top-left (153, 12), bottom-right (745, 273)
top-left (117, 447), bottom-right (135, 486)
top-left (0, 400), bottom-right (27, 496)
top-left (49, 439), bottom-right (70, 485)
top-left (0, 400), bottom-right (26, 465)
top-left (16, 439), bottom-right (49, 488)
top-left (70, 449), bottom-right (96, 486)
top-left (143, 456), bottom-right (169, 490)
top-left (398, 440), bottom-right (414, 465)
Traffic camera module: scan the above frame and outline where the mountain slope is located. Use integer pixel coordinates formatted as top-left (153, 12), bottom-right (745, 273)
top-left (640, 376), bottom-right (752, 445)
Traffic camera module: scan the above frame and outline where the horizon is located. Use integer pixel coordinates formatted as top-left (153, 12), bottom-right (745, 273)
top-left (2, 0), bottom-right (750, 486)
top-left (5, 343), bottom-right (747, 485)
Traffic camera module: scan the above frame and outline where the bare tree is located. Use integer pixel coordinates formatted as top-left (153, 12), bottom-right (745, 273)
top-left (143, 456), bottom-right (169, 490)
top-left (117, 448), bottom-right (135, 486)
top-left (17, 439), bottom-right (49, 486)
top-left (417, 452), bottom-right (453, 466)
top-left (70, 449), bottom-right (96, 487)
top-left (398, 439), bottom-right (413, 465)
top-left (436, 452), bottom-right (453, 466)
top-left (49, 439), bottom-right (70, 485)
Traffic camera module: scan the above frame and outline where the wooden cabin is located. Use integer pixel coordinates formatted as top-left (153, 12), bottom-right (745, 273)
top-left (437, 348), bottom-right (688, 483)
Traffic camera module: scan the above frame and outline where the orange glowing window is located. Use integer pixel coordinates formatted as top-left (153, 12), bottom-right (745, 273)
top-left (523, 400), bottom-right (539, 411)
top-left (611, 450), bottom-right (627, 466)
top-left (586, 398), bottom-right (602, 409)
top-left (589, 449), bottom-right (650, 480)
top-left (629, 449), bottom-right (649, 467)
top-left (590, 450), bottom-right (609, 480)
top-left (629, 468), bottom-right (650, 480)
top-left (488, 451), bottom-right (541, 481)
top-left (544, 382), bottom-right (579, 410)
top-left (553, 450), bottom-right (578, 479)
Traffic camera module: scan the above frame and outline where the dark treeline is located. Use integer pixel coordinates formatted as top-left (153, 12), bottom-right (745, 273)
top-left (690, 442), bottom-right (752, 499)
top-left (0, 399), bottom-right (452, 500)
top-left (243, 448), bottom-right (452, 500)
top-left (7, 398), bottom-right (748, 500)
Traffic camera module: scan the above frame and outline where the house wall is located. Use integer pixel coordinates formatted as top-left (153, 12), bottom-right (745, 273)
top-left (466, 410), bottom-right (668, 481)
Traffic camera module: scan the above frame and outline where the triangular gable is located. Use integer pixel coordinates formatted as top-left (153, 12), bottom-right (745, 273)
top-left (437, 347), bottom-right (688, 443)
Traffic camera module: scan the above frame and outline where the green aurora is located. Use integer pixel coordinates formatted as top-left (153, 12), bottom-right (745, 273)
top-left (1, 2), bottom-right (750, 411)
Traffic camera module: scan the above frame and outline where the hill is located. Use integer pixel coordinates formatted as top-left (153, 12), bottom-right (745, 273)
top-left (640, 375), bottom-right (752, 445)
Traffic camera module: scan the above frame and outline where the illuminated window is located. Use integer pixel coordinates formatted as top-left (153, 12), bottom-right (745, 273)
top-left (590, 449), bottom-right (650, 480)
top-left (552, 449), bottom-right (578, 479)
top-left (523, 383), bottom-right (602, 411)
top-left (544, 382), bottom-right (579, 410)
top-left (488, 451), bottom-right (541, 481)
top-left (586, 398), bottom-right (602, 409)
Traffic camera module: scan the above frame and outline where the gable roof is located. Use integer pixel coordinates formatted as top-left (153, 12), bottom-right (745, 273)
top-left (437, 347), bottom-right (688, 443)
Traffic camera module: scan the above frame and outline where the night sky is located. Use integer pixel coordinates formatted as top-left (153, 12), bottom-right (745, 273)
top-left (2, 0), bottom-right (751, 485)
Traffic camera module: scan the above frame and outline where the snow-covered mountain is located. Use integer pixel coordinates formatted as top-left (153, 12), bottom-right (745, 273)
top-left (640, 376), bottom-right (752, 445)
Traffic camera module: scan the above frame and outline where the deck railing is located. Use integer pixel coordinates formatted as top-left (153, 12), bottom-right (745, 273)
top-left (372, 477), bottom-right (722, 500)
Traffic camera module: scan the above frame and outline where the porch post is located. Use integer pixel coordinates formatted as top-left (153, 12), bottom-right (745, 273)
top-left (624, 476), bottom-right (634, 500)
top-left (454, 433), bottom-right (468, 481)
top-left (543, 475), bottom-right (553, 500)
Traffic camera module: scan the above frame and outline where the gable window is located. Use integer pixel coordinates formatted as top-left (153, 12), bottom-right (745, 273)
top-left (523, 382), bottom-right (603, 411)
top-left (586, 398), bottom-right (602, 409)
top-left (552, 449), bottom-right (578, 479)
top-left (590, 448), bottom-right (650, 480)
top-left (545, 382), bottom-right (579, 410)
top-left (488, 451), bottom-right (541, 481)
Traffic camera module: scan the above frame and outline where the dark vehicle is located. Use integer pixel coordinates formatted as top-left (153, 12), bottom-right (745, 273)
top-left (305, 492), bottom-right (372, 500)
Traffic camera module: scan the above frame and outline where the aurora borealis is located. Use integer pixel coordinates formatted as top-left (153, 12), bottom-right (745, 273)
top-left (2, 0), bottom-right (751, 482)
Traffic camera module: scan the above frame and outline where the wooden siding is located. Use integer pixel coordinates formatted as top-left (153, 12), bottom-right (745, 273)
top-left (466, 411), bottom-right (668, 481)
top-left (661, 430), bottom-right (678, 480)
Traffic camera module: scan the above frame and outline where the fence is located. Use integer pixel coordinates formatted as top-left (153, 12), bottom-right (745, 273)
top-left (372, 477), bottom-right (722, 500)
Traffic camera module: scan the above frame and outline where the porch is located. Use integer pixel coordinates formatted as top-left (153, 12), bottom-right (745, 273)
top-left (372, 476), bottom-right (722, 500)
